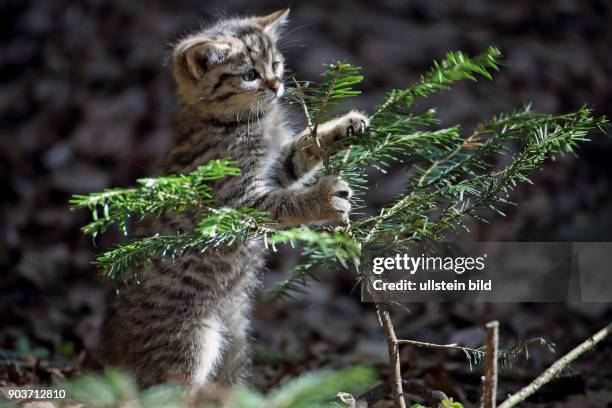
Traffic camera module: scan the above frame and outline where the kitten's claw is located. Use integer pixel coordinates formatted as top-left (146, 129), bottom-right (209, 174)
top-left (336, 189), bottom-right (350, 199)
top-left (328, 176), bottom-right (352, 199)
top-left (346, 120), bottom-right (367, 137)
top-left (359, 119), bottom-right (367, 132)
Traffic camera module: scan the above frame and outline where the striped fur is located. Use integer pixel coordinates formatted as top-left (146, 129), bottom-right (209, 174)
top-left (101, 9), bottom-right (368, 391)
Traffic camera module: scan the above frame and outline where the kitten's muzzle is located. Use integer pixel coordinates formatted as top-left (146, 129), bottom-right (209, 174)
top-left (264, 77), bottom-right (281, 95)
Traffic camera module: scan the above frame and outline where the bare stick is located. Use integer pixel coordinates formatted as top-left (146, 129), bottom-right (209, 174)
top-left (375, 302), bottom-right (406, 408)
top-left (498, 322), bottom-right (611, 408)
top-left (480, 321), bottom-right (499, 408)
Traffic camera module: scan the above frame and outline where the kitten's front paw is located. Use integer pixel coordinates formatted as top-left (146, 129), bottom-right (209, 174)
top-left (340, 111), bottom-right (369, 138)
top-left (316, 176), bottom-right (353, 223)
top-left (318, 111), bottom-right (369, 152)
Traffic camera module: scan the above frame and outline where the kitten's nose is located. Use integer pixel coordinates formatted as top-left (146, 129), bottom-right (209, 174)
top-left (265, 77), bottom-right (281, 95)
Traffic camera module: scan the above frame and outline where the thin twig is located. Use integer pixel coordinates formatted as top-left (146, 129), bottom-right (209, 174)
top-left (480, 321), bottom-right (499, 408)
top-left (293, 79), bottom-right (323, 164)
top-left (310, 65), bottom-right (344, 175)
top-left (498, 322), bottom-right (611, 408)
top-left (293, 79), bottom-right (313, 132)
top-left (396, 338), bottom-right (481, 354)
top-left (293, 76), bottom-right (332, 174)
top-left (375, 302), bottom-right (406, 408)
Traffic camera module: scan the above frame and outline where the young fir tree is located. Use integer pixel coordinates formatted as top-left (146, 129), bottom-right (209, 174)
top-left (70, 47), bottom-right (607, 406)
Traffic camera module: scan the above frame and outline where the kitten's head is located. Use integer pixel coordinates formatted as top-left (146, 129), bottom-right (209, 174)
top-left (172, 9), bottom-right (289, 119)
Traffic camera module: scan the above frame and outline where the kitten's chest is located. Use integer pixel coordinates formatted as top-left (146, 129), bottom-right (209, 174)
top-left (229, 125), bottom-right (287, 170)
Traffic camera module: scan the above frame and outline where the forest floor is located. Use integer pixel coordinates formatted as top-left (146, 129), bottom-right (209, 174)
top-left (2, 262), bottom-right (611, 407)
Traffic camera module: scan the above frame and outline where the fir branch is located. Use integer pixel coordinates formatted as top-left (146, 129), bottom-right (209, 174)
top-left (94, 232), bottom-right (192, 283)
top-left (310, 62), bottom-right (363, 132)
top-left (371, 46), bottom-right (501, 123)
top-left (95, 207), bottom-right (271, 282)
top-left (196, 207), bottom-right (274, 248)
top-left (265, 227), bottom-right (360, 266)
top-left (94, 207), bottom-right (360, 288)
top-left (336, 124), bottom-right (462, 184)
top-left (329, 47), bottom-right (502, 209)
top-left (267, 227), bottom-right (361, 301)
top-left (424, 108), bottom-right (605, 239)
top-left (354, 106), bottom-right (607, 243)
top-left (412, 105), bottom-right (602, 191)
top-left (70, 159), bottom-right (240, 237)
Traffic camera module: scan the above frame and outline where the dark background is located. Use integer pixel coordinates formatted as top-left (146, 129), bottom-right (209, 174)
top-left (1, 0), bottom-right (611, 406)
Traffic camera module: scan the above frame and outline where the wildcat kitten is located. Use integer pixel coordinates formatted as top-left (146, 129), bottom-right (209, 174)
top-left (102, 8), bottom-right (368, 391)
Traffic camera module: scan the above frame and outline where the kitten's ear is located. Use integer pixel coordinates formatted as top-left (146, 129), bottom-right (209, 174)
top-left (254, 8), bottom-right (290, 37)
top-left (173, 37), bottom-right (232, 80)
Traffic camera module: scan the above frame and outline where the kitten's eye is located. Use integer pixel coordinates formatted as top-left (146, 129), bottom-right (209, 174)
top-left (272, 61), bottom-right (280, 72)
top-left (242, 69), bottom-right (259, 81)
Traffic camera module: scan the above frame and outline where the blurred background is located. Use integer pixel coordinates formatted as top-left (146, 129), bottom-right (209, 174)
top-left (1, 0), bottom-right (611, 406)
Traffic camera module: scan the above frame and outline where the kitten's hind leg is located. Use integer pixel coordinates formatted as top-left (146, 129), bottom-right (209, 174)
top-left (214, 298), bottom-right (252, 385)
top-left (191, 316), bottom-right (226, 389)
